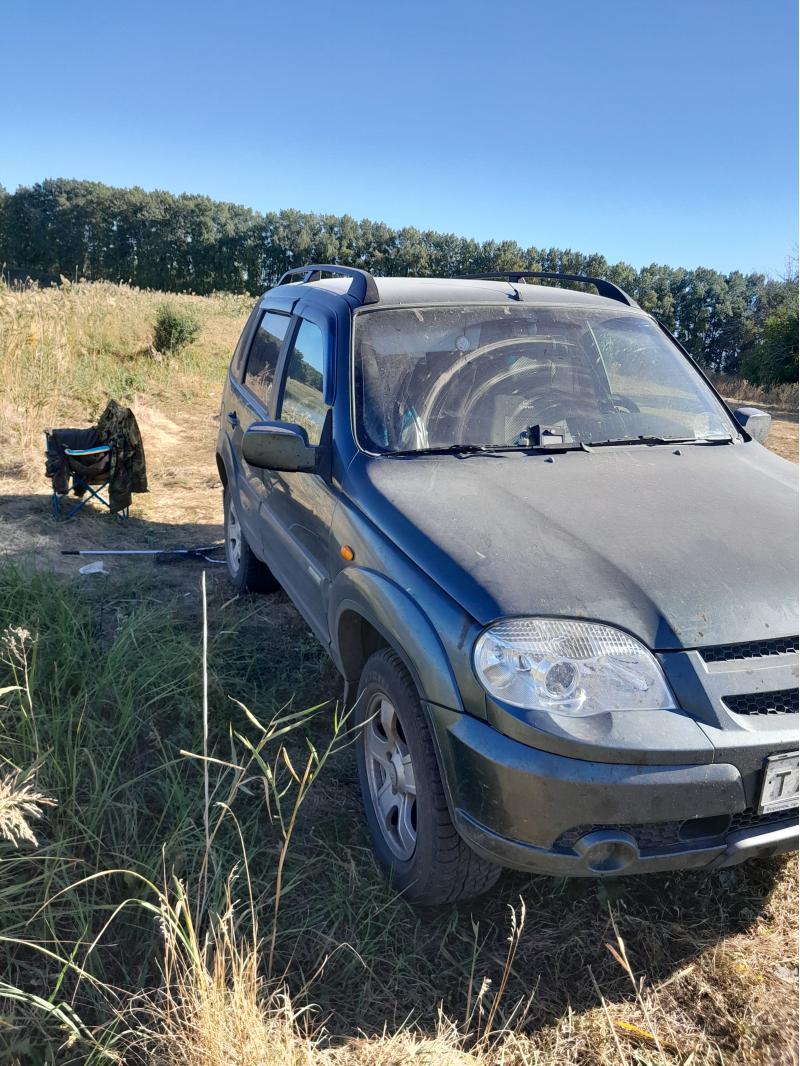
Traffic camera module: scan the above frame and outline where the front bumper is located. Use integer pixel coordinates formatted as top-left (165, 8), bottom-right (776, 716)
top-left (428, 704), bottom-right (799, 877)
top-left (455, 807), bottom-right (798, 877)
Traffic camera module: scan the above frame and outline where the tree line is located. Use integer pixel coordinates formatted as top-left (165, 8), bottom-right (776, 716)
top-left (0, 178), bottom-right (796, 383)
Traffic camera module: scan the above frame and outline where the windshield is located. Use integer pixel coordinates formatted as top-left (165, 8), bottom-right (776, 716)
top-left (353, 305), bottom-right (734, 453)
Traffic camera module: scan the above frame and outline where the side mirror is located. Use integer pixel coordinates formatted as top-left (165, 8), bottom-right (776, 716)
top-left (733, 407), bottom-right (771, 445)
top-left (242, 422), bottom-right (317, 473)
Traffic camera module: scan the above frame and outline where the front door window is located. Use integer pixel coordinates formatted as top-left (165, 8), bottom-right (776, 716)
top-left (281, 319), bottom-right (327, 444)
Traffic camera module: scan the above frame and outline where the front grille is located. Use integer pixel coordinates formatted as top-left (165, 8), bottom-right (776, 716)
top-left (553, 819), bottom-right (686, 853)
top-left (553, 807), bottom-right (797, 854)
top-left (724, 689), bottom-right (799, 716)
top-left (728, 807), bottom-right (798, 832)
top-left (700, 636), bottom-right (798, 663)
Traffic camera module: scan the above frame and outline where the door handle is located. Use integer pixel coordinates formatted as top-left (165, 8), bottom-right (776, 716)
top-left (226, 411), bottom-right (239, 427)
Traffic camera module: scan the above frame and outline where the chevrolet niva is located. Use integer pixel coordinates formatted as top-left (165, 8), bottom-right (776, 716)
top-left (217, 265), bottom-right (799, 904)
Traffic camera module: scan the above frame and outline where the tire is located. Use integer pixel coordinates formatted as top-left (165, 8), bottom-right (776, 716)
top-left (354, 648), bottom-right (501, 905)
top-left (223, 486), bottom-right (280, 594)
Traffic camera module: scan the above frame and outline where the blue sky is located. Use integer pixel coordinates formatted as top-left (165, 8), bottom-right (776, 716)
top-left (1, 0), bottom-right (796, 275)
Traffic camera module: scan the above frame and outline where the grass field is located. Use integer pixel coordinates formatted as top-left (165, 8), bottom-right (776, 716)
top-left (0, 280), bottom-right (797, 1065)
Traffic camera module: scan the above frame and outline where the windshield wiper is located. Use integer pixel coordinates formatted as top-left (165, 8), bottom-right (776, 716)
top-left (589, 435), bottom-right (734, 449)
top-left (386, 441), bottom-right (589, 457)
top-left (387, 444), bottom-right (517, 457)
top-left (385, 435), bottom-right (732, 457)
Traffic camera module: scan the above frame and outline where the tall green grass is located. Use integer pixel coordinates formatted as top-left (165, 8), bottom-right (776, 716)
top-left (0, 565), bottom-right (796, 1065)
top-left (0, 564), bottom-right (331, 1059)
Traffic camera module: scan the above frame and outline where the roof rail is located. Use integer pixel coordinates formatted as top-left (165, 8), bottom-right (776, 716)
top-left (277, 264), bottom-right (380, 305)
top-left (459, 271), bottom-right (637, 308)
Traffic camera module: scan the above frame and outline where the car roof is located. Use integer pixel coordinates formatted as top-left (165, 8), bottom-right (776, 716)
top-left (271, 275), bottom-right (643, 312)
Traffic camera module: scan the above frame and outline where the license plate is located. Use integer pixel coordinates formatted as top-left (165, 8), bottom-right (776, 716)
top-left (758, 752), bottom-right (800, 815)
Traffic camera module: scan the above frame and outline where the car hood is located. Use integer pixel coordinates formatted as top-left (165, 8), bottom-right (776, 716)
top-left (353, 443), bottom-right (798, 650)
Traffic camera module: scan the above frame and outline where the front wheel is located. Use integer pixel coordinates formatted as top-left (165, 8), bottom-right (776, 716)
top-left (355, 648), bottom-right (501, 904)
top-left (223, 487), bottom-right (279, 593)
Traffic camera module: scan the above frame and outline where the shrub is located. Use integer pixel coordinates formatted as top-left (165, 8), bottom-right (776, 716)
top-left (153, 302), bottom-right (202, 354)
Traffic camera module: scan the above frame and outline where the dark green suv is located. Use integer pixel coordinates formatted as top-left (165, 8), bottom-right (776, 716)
top-left (217, 265), bottom-right (798, 904)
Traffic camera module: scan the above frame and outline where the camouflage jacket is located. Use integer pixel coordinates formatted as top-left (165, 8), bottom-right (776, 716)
top-left (96, 400), bottom-right (148, 512)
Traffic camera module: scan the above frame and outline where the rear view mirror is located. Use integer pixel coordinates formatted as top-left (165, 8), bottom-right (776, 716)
top-left (242, 422), bottom-right (317, 473)
top-left (733, 407), bottom-right (771, 445)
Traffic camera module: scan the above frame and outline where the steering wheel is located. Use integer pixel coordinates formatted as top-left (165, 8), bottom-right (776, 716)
top-left (505, 387), bottom-right (605, 431)
top-left (453, 378), bottom-right (603, 443)
top-left (611, 393), bottom-right (641, 413)
top-left (417, 336), bottom-right (632, 444)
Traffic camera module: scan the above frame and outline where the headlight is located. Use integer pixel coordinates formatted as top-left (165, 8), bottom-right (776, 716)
top-left (473, 618), bottom-right (675, 716)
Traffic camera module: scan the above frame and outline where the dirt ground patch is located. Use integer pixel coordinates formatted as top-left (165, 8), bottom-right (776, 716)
top-left (764, 412), bottom-right (798, 461)
top-left (1, 395), bottom-right (224, 582)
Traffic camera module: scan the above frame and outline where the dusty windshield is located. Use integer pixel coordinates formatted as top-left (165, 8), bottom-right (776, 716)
top-left (353, 305), bottom-right (733, 453)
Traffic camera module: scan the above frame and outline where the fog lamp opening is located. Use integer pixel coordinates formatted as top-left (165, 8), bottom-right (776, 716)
top-left (574, 832), bottom-right (638, 873)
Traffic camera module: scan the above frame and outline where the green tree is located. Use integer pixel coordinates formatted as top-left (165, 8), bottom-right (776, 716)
top-left (0, 177), bottom-right (793, 384)
top-left (741, 297), bottom-right (799, 386)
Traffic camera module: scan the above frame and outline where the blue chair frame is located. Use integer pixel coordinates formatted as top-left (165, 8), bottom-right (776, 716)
top-left (51, 444), bottom-right (129, 521)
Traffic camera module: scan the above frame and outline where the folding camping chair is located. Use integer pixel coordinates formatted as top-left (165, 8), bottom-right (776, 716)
top-left (50, 441), bottom-right (129, 521)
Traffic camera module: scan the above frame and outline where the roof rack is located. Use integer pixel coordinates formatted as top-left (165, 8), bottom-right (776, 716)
top-left (277, 264), bottom-right (380, 305)
top-left (459, 271), bottom-right (637, 308)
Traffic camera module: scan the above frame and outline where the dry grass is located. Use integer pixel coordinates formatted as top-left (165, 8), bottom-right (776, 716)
top-left (708, 372), bottom-right (799, 412)
top-left (0, 277), bottom-right (250, 459)
top-left (0, 281), bottom-right (796, 1066)
top-left (137, 883), bottom-right (313, 1066)
top-left (707, 372), bottom-right (798, 461)
top-left (117, 859), bottom-right (800, 1066)
top-left (0, 767), bottom-right (54, 847)
top-left (132, 876), bottom-right (480, 1066)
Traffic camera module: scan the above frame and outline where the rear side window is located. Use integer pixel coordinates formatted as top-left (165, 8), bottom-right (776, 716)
top-left (242, 312), bottom-right (290, 406)
top-left (281, 319), bottom-right (327, 445)
top-left (231, 303), bottom-right (262, 375)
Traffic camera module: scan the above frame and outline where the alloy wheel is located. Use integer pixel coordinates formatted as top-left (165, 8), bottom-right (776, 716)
top-left (226, 499), bottom-right (242, 574)
top-left (364, 692), bottom-right (417, 860)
